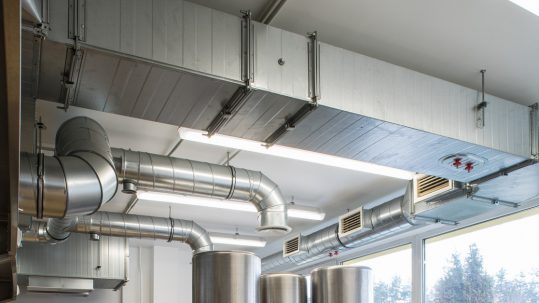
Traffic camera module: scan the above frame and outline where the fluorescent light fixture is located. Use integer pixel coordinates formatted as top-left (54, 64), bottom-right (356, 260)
top-left (210, 233), bottom-right (266, 247)
top-left (509, 0), bottom-right (539, 16)
top-left (178, 127), bottom-right (414, 180)
top-left (137, 191), bottom-right (326, 221)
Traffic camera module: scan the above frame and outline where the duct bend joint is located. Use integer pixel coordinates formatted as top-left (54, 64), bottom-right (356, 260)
top-left (112, 149), bottom-right (291, 234)
top-left (19, 117), bottom-right (118, 218)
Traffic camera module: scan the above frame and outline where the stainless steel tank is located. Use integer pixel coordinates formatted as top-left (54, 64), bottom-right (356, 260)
top-left (192, 251), bottom-right (261, 303)
top-left (260, 273), bottom-right (307, 303)
top-left (311, 265), bottom-right (373, 303)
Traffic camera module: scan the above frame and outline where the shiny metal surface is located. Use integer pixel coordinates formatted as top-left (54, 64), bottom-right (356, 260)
top-left (193, 251), bottom-right (261, 303)
top-left (18, 233), bottom-right (128, 290)
top-left (22, 0), bottom-right (43, 23)
top-left (262, 189), bottom-right (416, 272)
top-left (19, 117), bottom-right (118, 218)
top-left (260, 273), bottom-right (307, 303)
top-left (311, 266), bottom-right (373, 303)
top-left (26, 212), bottom-right (213, 252)
top-left (113, 148), bottom-right (291, 233)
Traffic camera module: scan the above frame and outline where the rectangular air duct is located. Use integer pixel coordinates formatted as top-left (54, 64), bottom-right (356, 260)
top-left (27, 277), bottom-right (94, 295)
top-left (17, 234), bottom-right (128, 290)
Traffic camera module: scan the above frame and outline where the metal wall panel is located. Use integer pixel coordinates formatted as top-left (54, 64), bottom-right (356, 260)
top-left (252, 22), bottom-right (309, 101)
top-left (319, 42), bottom-right (531, 157)
top-left (17, 234), bottom-right (128, 289)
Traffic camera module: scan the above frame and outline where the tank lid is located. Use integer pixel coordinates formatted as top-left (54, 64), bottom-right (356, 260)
top-left (193, 250), bottom-right (256, 257)
top-left (260, 273), bottom-right (305, 278)
top-left (311, 265), bottom-right (372, 274)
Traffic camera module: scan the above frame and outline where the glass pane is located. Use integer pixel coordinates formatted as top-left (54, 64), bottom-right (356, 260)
top-left (345, 245), bottom-right (412, 303)
top-left (425, 208), bottom-right (539, 303)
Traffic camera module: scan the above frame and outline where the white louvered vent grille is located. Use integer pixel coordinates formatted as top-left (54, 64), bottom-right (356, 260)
top-left (413, 175), bottom-right (455, 203)
top-left (339, 208), bottom-right (364, 237)
top-left (283, 236), bottom-right (301, 257)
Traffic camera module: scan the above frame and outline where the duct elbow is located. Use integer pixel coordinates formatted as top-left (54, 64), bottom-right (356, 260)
top-left (249, 173), bottom-right (291, 234)
top-left (19, 117), bottom-right (118, 218)
top-left (176, 220), bottom-right (214, 253)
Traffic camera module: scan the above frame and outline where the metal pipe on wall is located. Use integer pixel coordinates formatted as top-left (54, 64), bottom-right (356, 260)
top-left (112, 148), bottom-right (291, 234)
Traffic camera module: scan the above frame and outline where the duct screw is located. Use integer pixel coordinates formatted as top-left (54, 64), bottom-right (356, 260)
top-left (465, 162), bottom-right (474, 173)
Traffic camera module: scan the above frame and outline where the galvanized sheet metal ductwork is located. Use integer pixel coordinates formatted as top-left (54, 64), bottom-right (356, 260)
top-left (19, 117), bottom-right (118, 218)
top-left (112, 149), bottom-right (291, 233)
top-left (24, 212), bottom-right (213, 252)
top-left (261, 187), bottom-right (417, 271)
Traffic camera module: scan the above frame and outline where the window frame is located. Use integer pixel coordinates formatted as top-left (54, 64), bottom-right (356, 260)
top-left (336, 199), bottom-right (539, 303)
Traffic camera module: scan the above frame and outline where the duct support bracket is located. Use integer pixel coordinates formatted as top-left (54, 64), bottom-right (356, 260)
top-left (241, 10), bottom-right (254, 87)
top-left (263, 31), bottom-right (321, 146)
top-left (205, 10), bottom-right (255, 136)
top-left (531, 103), bottom-right (538, 159)
top-left (68, 0), bottom-right (86, 42)
top-left (308, 31), bottom-right (321, 103)
top-left (57, 38), bottom-right (83, 111)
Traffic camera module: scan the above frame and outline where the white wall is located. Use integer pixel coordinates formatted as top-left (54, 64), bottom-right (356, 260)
top-left (16, 243), bottom-right (194, 303)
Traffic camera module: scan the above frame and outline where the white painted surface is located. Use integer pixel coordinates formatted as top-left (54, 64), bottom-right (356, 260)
top-left (153, 246), bottom-right (193, 303)
top-left (16, 244), bottom-right (193, 303)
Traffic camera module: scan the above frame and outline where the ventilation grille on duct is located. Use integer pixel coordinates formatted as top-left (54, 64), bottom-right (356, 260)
top-left (413, 175), bottom-right (454, 203)
top-left (283, 235), bottom-right (301, 257)
top-left (338, 207), bottom-right (364, 237)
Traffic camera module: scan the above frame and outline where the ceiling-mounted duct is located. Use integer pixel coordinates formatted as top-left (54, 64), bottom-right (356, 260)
top-left (24, 212), bottom-right (213, 253)
top-left (283, 235), bottom-right (302, 257)
top-left (338, 207), bottom-right (365, 237)
top-left (19, 116), bottom-right (290, 240)
top-left (113, 149), bottom-right (291, 234)
top-left (262, 163), bottom-right (538, 272)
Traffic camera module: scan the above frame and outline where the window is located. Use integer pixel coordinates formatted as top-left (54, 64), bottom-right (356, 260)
top-left (425, 208), bottom-right (539, 303)
top-left (344, 244), bottom-right (412, 303)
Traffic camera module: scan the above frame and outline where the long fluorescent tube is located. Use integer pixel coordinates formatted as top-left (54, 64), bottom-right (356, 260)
top-left (509, 0), bottom-right (539, 16)
top-left (178, 127), bottom-right (414, 180)
top-left (210, 233), bottom-right (266, 247)
top-left (137, 191), bottom-right (326, 221)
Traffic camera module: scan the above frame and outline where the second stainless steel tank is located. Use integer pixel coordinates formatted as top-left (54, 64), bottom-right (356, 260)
top-left (311, 265), bottom-right (373, 303)
top-left (192, 251), bottom-right (261, 303)
top-left (260, 273), bottom-right (307, 303)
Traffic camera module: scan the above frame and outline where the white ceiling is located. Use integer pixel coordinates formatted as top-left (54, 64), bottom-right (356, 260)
top-left (36, 100), bottom-right (407, 251)
top-left (190, 0), bottom-right (539, 106)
